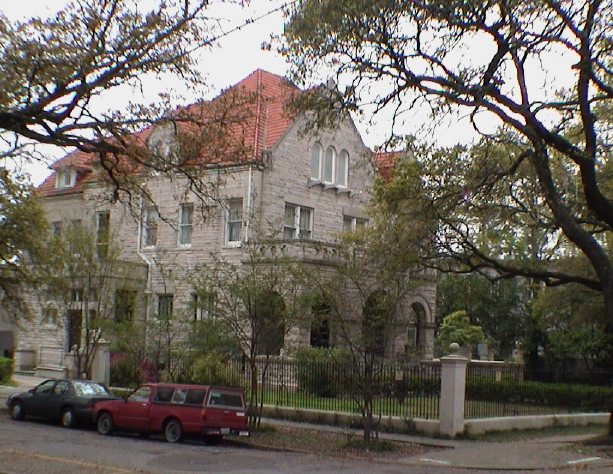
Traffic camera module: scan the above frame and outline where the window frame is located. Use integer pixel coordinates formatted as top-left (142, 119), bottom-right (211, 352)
top-left (143, 206), bottom-right (158, 247)
top-left (310, 142), bottom-right (323, 180)
top-left (226, 198), bottom-right (243, 244)
top-left (336, 150), bottom-right (349, 188)
top-left (323, 146), bottom-right (336, 184)
top-left (55, 169), bottom-right (76, 189)
top-left (157, 294), bottom-right (174, 319)
top-left (178, 203), bottom-right (194, 246)
top-left (284, 203), bottom-right (313, 240)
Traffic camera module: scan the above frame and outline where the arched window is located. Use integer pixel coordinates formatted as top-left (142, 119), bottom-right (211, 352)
top-left (336, 150), bottom-right (349, 187)
top-left (310, 300), bottom-right (331, 348)
top-left (310, 142), bottom-right (323, 180)
top-left (323, 146), bottom-right (336, 183)
top-left (253, 291), bottom-right (285, 356)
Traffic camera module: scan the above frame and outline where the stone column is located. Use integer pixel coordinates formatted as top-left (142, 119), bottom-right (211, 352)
top-left (91, 341), bottom-right (111, 385)
top-left (439, 342), bottom-right (469, 437)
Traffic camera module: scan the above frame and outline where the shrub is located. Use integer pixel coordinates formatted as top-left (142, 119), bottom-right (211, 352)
top-left (109, 352), bottom-right (140, 387)
top-left (0, 356), bottom-right (13, 384)
top-left (294, 347), bottom-right (352, 398)
top-left (190, 353), bottom-right (244, 388)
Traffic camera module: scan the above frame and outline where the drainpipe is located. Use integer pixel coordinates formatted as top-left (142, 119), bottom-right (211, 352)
top-left (245, 165), bottom-right (253, 242)
top-left (137, 197), bottom-right (153, 343)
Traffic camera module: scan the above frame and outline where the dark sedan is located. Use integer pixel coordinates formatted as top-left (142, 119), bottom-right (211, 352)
top-left (6, 379), bottom-right (118, 428)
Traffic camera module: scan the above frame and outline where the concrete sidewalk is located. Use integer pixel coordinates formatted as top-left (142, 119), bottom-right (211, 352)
top-left (2, 374), bottom-right (613, 470)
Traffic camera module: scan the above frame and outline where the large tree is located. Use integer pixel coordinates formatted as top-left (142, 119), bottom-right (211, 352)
top-left (0, 0), bottom-right (270, 199)
top-left (283, 0), bottom-right (613, 332)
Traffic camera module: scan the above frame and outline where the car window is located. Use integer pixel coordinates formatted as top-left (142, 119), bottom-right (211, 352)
top-left (53, 381), bottom-right (70, 395)
top-left (72, 381), bottom-right (111, 397)
top-left (153, 387), bottom-right (174, 403)
top-left (207, 391), bottom-right (244, 408)
top-left (127, 386), bottom-right (151, 403)
top-left (185, 389), bottom-right (206, 405)
top-left (34, 380), bottom-right (56, 395)
top-left (171, 388), bottom-right (187, 404)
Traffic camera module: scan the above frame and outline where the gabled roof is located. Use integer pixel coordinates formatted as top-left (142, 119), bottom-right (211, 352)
top-left (38, 69), bottom-right (299, 197)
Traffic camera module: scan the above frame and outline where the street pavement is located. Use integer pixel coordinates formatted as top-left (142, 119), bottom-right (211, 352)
top-left (1, 374), bottom-right (612, 471)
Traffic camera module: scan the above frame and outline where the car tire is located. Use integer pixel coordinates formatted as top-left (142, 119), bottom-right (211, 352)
top-left (164, 419), bottom-right (184, 443)
top-left (10, 400), bottom-right (25, 421)
top-left (97, 412), bottom-right (115, 436)
top-left (203, 435), bottom-right (223, 446)
top-left (61, 407), bottom-right (77, 428)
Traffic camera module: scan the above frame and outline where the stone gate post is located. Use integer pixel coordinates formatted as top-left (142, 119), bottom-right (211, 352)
top-left (439, 342), bottom-right (469, 437)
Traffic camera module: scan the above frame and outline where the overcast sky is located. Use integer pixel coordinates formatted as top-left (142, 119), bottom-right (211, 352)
top-left (4, 0), bottom-right (292, 186)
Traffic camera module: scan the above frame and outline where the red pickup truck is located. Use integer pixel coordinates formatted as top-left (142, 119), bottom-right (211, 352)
top-left (93, 383), bottom-right (249, 445)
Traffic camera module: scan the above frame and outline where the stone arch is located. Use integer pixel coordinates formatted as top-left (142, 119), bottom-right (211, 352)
top-left (406, 294), bottom-right (435, 359)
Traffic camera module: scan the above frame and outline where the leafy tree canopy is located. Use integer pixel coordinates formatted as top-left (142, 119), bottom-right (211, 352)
top-left (283, 0), bottom-right (613, 328)
top-left (436, 310), bottom-right (485, 352)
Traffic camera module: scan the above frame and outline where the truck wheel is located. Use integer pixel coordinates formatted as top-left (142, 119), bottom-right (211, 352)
top-left (97, 412), bottom-right (115, 435)
top-left (164, 419), bottom-right (184, 443)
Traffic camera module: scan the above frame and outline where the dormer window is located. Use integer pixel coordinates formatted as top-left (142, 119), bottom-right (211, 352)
top-left (55, 169), bottom-right (76, 189)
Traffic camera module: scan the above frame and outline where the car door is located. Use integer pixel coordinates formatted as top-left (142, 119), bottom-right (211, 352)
top-left (113, 385), bottom-right (151, 431)
top-left (46, 380), bottom-right (71, 419)
top-left (25, 380), bottom-right (57, 418)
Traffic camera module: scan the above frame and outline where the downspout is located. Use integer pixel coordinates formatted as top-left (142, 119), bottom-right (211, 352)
top-left (245, 165), bottom-right (253, 242)
top-left (137, 196), bottom-right (153, 343)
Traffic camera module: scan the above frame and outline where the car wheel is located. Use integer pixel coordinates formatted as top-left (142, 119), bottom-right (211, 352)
top-left (97, 412), bottom-right (115, 436)
top-left (10, 400), bottom-right (25, 421)
top-left (164, 419), bottom-right (184, 443)
top-left (61, 407), bottom-right (77, 428)
top-left (203, 435), bottom-right (223, 446)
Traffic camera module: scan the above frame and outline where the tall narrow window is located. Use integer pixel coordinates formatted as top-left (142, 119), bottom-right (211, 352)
top-left (51, 221), bottom-right (62, 237)
top-left (310, 142), bottom-right (323, 180)
top-left (226, 198), bottom-right (243, 243)
top-left (96, 211), bottom-right (110, 257)
top-left (193, 292), bottom-right (216, 321)
top-left (323, 146), bottom-right (336, 183)
top-left (284, 204), bottom-right (313, 240)
top-left (336, 150), bottom-right (349, 187)
top-left (178, 203), bottom-right (193, 245)
top-left (144, 206), bottom-right (158, 247)
top-left (158, 294), bottom-right (173, 319)
top-left (115, 290), bottom-right (137, 323)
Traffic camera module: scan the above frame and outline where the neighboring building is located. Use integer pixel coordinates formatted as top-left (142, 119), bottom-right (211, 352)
top-left (11, 70), bottom-right (436, 373)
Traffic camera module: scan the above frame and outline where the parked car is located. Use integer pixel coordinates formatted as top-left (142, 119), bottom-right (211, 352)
top-left (6, 379), bottom-right (119, 428)
top-left (93, 383), bottom-right (249, 444)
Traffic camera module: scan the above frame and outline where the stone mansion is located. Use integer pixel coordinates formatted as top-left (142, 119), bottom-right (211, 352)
top-left (2, 70), bottom-right (436, 373)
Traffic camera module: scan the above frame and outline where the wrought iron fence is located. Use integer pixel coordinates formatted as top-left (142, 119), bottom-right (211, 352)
top-left (110, 353), bottom-right (441, 419)
top-left (465, 364), bottom-right (613, 419)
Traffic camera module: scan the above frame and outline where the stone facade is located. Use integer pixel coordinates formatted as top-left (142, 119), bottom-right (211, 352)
top-left (10, 70), bottom-right (436, 370)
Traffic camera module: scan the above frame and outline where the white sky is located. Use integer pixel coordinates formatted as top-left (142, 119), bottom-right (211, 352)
top-left (3, 0), bottom-right (292, 186)
top-left (3, 1), bottom-right (577, 186)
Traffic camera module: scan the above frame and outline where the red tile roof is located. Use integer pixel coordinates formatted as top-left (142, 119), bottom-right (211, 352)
top-left (38, 69), bottom-right (299, 196)
top-left (372, 151), bottom-right (403, 180)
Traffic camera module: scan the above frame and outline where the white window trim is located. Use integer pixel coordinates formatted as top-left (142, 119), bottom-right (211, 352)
top-left (226, 198), bottom-right (243, 244)
top-left (55, 169), bottom-right (76, 189)
top-left (310, 141), bottom-right (323, 181)
top-left (143, 206), bottom-right (158, 248)
top-left (284, 203), bottom-right (314, 240)
top-left (178, 203), bottom-right (193, 247)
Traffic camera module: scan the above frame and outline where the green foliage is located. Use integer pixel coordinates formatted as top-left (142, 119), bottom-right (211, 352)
top-left (0, 356), bottom-right (13, 384)
top-left (436, 273), bottom-right (529, 359)
top-left (436, 310), bottom-right (484, 352)
top-left (189, 352), bottom-right (244, 388)
top-left (109, 353), bottom-right (140, 388)
top-left (466, 375), bottom-right (613, 411)
top-left (294, 347), bottom-right (352, 398)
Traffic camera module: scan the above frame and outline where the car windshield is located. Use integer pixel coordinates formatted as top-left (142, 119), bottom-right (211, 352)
top-left (72, 381), bottom-right (111, 397)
